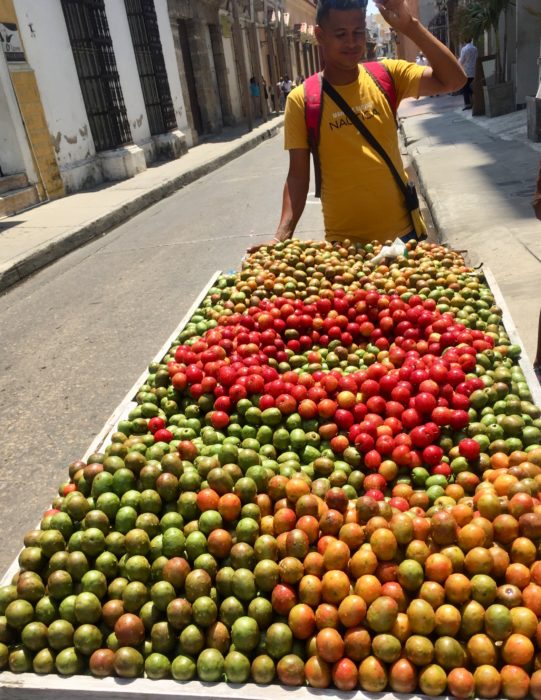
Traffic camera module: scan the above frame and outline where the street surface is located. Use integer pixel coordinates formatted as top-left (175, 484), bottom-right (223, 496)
top-left (0, 137), bottom-right (323, 575)
top-left (400, 94), bottom-right (541, 362)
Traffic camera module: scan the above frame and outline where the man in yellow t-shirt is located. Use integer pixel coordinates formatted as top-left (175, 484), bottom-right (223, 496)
top-left (248, 0), bottom-right (466, 250)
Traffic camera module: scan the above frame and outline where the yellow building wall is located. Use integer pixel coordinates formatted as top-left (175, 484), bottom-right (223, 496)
top-left (284, 0), bottom-right (316, 27)
top-left (0, 0), bottom-right (64, 199)
top-left (396, 0), bottom-right (421, 62)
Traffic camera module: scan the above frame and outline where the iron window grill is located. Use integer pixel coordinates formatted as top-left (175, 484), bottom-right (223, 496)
top-left (61, 0), bottom-right (132, 152)
top-left (125, 0), bottom-right (177, 135)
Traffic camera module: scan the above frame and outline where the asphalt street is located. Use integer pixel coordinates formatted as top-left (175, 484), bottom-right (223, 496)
top-left (0, 134), bottom-right (324, 575)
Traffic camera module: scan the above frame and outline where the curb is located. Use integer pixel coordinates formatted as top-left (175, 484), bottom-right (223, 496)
top-left (400, 120), bottom-right (447, 245)
top-left (0, 120), bottom-right (283, 295)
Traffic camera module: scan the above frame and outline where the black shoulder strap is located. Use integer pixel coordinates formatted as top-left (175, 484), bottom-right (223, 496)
top-left (322, 78), bottom-right (418, 213)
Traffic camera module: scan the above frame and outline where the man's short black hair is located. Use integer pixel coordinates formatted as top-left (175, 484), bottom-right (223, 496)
top-left (316, 0), bottom-right (368, 25)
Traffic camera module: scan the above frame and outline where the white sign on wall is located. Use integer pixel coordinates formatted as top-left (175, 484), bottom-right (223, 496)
top-left (0, 22), bottom-right (25, 62)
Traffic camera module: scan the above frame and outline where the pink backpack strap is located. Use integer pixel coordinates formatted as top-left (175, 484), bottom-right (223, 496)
top-left (304, 72), bottom-right (324, 198)
top-left (363, 60), bottom-right (397, 116)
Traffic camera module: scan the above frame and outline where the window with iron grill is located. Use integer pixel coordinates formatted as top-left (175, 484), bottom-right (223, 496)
top-left (61, 0), bottom-right (132, 152)
top-left (125, 0), bottom-right (177, 135)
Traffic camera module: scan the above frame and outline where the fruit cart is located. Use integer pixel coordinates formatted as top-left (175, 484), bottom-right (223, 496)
top-left (1, 241), bottom-right (541, 700)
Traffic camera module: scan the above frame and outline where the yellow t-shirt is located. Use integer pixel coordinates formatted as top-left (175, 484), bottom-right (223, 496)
top-left (284, 59), bottom-right (426, 243)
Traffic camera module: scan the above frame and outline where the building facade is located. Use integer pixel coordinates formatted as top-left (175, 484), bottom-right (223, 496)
top-left (0, 0), bottom-right (189, 208)
top-left (417, 0), bottom-right (541, 108)
top-left (0, 0), bottom-right (318, 216)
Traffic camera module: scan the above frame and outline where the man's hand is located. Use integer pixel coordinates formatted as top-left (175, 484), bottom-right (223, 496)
top-left (246, 238), bottom-right (279, 255)
top-left (375, 0), bottom-right (414, 34)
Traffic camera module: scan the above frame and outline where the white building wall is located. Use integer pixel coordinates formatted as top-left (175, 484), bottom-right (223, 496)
top-left (515, 0), bottom-right (539, 104)
top-left (242, 23), bottom-right (253, 81)
top-left (104, 0), bottom-right (153, 162)
top-left (14, 0), bottom-right (101, 192)
top-left (155, 0), bottom-right (190, 138)
top-left (0, 52), bottom-right (36, 178)
top-left (222, 33), bottom-right (243, 122)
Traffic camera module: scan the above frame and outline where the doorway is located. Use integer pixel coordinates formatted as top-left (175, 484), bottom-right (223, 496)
top-left (177, 19), bottom-right (203, 135)
top-left (208, 23), bottom-right (231, 126)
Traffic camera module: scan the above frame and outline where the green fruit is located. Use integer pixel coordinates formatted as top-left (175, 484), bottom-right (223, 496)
top-left (171, 654), bottom-right (196, 680)
top-left (197, 648), bottom-right (225, 682)
top-left (231, 616), bottom-right (260, 653)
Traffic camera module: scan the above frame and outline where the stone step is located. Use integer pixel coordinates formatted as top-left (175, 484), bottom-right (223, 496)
top-left (0, 173), bottom-right (28, 195)
top-left (0, 185), bottom-right (39, 218)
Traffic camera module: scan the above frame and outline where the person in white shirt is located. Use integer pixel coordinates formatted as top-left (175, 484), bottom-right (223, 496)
top-left (279, 75), bottom-right (293, 111)
top-left (458, 38), bottom-right (477, 110)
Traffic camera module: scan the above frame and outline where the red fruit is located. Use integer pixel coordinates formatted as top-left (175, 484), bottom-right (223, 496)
top-left (459, 438), bottom-right (481, 461)
top-left (209, 411), bottom-right (228, 430)
top-left (431, 406), bottom-right (451, 426)
top-left (364, 450), bottom-right (382, 470)
top-left (148, 417), bottom-right (166, 434)
top-left (299, 399), bottom-right (318, 419)
top-left (177, 440), bottom-right (198, 461)
top-left (363, 473), bottom-right (386, 491)
top-left (153, 428), bottom-right (173, 443)
top-left (271, 584), bottom-right (297, 615)
top-left (318, 399), bottom-right (337, 419)
top-left (365, 489), bottom-right (384, 501)
top-left (218, 365), bottom-right (237, 387)
top-left (450, 410), bottom-right (469, 430)
top-left (389, 497), bottom-right (409, 512)
top-left (414, 392), bottom-right (437, 415)
top-left (275, 394), bottom-right (297, 415)
top-left (332, 658), bottom-right (358, 691)
top-left (185, 365), bottom-right (203, 384)
top-left (401, 408), bottom-right (422, 429)
top-left (172, 372), bottom-right (187, 391)
top-left (214, 396), bottom-right (232, 413)
top-left (334, 409), bottom-right (354, 430)
top-left (432, 463), bottom-right (452, 477)
top-left (423, 445), bottom-right (444, 466)
top-left (114, 613), bottom-right (145, 646)
top-left (354, 432), bottom-right (375, 453)
top-left (410, 425), bottom-right (433, 449)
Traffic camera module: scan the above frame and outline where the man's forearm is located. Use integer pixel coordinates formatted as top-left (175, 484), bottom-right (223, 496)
top-left (275, 174), bottom-right (310, 241)
top-left (406, 19), bottom-right (466, 91)
top-left (534, 162), bottom-right (541, 221)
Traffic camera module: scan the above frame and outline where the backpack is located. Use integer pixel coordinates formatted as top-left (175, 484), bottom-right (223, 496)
top-left (304, 61), bottom-right (397, 198)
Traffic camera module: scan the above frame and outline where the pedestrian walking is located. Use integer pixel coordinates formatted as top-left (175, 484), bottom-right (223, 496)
top-left (248, 0), bottom-right (466, 253)
top-left (249, 77), bottom-right (261, 117)
top-left (458, 38), bottom-right (477, 110)
top-left (279, 75), bottom-right (293, 111)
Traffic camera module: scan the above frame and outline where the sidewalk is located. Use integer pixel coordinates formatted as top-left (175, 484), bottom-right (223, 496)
top-left (399, 94), bottom-right (541, 360)
top-left (0, 115), bottom-right (284, 294)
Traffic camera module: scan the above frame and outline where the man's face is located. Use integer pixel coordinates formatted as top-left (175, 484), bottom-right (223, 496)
top-left (315, 9), bottom-right (367, 70)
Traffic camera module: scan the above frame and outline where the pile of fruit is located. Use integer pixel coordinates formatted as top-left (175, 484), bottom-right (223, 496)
top-left (2, 239), bottom-right (541, 698)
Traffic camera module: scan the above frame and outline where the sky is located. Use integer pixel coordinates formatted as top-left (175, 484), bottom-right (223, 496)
top-left (367, 0), bottom-right (378, 15)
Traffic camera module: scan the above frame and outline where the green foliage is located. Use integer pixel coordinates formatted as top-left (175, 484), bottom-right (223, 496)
top-left (455, 0), bottom-right (515, 83)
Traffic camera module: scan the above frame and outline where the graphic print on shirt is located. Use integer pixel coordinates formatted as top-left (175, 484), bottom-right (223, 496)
top-left (328, 101), bottom-right (381, 131)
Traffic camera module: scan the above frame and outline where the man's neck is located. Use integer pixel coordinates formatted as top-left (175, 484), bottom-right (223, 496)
top-left (323, 64), bottom-right (360, 86)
